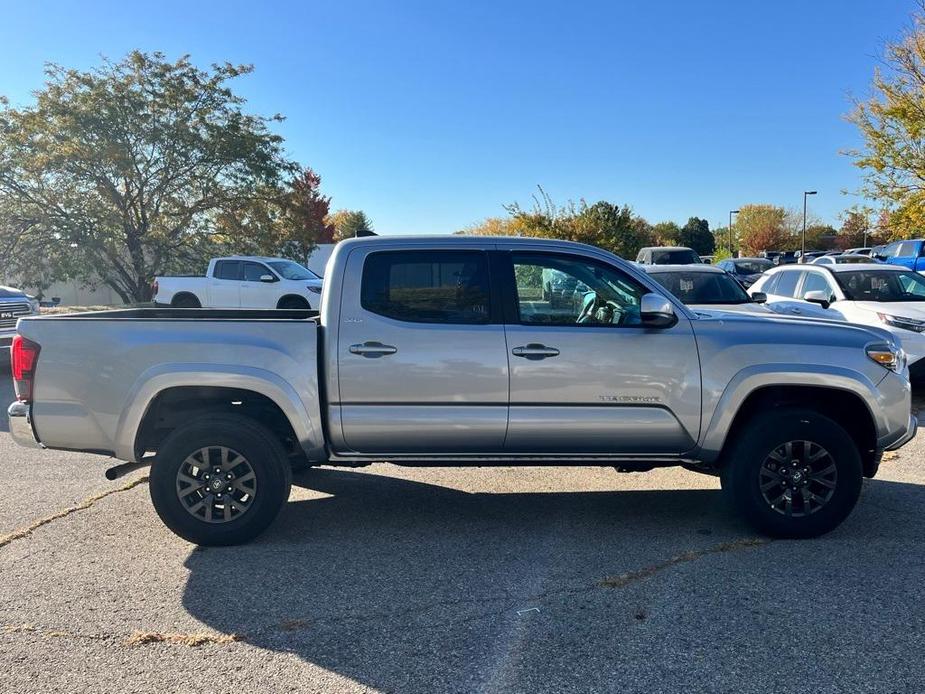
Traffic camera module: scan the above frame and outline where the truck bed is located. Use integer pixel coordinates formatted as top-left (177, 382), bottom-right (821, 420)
top-left (17, 309), bottom-right (323, 461)
top-left (51, 307), bottom-right (319, 321)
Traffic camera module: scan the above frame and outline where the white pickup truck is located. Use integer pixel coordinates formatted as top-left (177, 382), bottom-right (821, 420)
top-left (153, 256), bottom-right (324, 310)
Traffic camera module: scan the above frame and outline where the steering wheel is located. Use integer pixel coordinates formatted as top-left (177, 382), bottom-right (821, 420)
top-left (576, 291), bottom-right (600, 324)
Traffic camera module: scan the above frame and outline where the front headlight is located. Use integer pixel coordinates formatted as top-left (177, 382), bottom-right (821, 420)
top-left (26, 296), bottom-right (40, 314)
top-left (877, 312), bottom-right (925, 332)
top-left (306, 285), bottom-right (322, 295)
top-left (866, 343), bottom-right (906, 373)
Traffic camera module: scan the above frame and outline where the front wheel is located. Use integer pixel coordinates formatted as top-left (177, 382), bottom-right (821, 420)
top-left (720, 408), bottom-right (862, 538)
top-left (149, 414), bottom-right (292, 545)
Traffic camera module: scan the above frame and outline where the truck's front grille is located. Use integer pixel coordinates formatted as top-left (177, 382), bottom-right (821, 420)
top-left (0, 302), bottom-right (32, 329)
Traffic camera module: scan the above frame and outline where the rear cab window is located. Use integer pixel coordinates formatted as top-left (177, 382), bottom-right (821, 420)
top-left (360, 251), bottom-right (491, 324)
top-left (214, 260), bottom-right (242, 280)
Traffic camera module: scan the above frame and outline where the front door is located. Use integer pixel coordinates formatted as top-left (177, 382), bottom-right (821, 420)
top-left (336, 247), bottom-right (509, 454)
top-left (501, 250), bottom-right (701, 454)
top-left (240, 261), bottom-right (275, 308)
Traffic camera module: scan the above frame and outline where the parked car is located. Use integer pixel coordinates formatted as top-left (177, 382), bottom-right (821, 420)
top-left (9, 237), bottom-right (915, 544)
top-left (749, 263), bottom-right (925, 381)
top-left (811, 254), bottom-right (874, 265)
top-left (775, 251), bottom-right (799, 265)
top-left (799, 251), bottom-right (827, 264)
top-left (153, 256), bottom-right (324, 309)
top-left (0, 285), bottom-right (39, 354)
top-left (845, 247), bottom-right (873, 256)
top-left (699, 255), bottom-right (714, 264)
top-left (635, 246), bottom-right (701, 265)
top-left (643, 265), bottom-right (774, 314)
top-left (874, 239), bottom-right (925, 273)
top-left (715, 257), bottom-right (773, 287)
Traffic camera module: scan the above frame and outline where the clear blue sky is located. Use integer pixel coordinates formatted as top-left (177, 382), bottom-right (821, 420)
top-left (0, 0), bottom-right (915, 234)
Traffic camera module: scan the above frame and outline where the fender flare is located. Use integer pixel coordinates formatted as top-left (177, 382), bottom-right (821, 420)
top-left (113, 363), bottom-right (324, 462)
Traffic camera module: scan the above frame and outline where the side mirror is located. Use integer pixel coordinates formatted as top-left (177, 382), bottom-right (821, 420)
top-left (751, 292), bottom-right (767, 304)
top-left (803, 290), bottom-right (831, 309)
top-left (639, 292), bottom-right (678, 328)
top-left (259, 274), bottom-right (276, 283)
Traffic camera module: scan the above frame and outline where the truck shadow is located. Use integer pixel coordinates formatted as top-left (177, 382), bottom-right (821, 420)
top-left (181, 467), bottom-right (925, 693)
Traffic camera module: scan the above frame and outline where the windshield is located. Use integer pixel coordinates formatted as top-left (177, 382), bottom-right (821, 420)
top-left (648, 271), bottom-right (751, 305)
top-left (734, 259), bottom-right (772, 274)
top-left (267, 260), bottom-right (319, 281)
top-left (651, 249), bottom-right (700, 265)
top-left (836, 270), bottom-right (925, 302)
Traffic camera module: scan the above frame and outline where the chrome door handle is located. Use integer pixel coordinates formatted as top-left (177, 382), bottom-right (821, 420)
top-left (790, 307), bottom-right (802, 314)
top-left (349, 341), bottom-right (398, 358)
top-left (511, 343), bottom-right (560, 360)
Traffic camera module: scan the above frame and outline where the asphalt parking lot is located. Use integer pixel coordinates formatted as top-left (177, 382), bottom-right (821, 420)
top-left (1, 368), bottom-right (924, 694)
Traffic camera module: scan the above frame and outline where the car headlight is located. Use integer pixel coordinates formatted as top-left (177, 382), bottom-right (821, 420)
top-left (306, 285), bottom-right (322, 294)
top-left (866, 342), bottom-right (906, 373)
top-left (26, 296), bottom-right (40, 314)
top-left (877, 312), bottom-right (925, 332)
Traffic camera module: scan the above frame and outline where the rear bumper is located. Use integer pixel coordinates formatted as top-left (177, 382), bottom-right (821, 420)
top-left (7, 401), bottom-right (42, 449)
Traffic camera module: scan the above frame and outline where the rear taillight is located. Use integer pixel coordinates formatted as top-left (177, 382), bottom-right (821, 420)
top-left (11, 335), bottom-right (40, 402)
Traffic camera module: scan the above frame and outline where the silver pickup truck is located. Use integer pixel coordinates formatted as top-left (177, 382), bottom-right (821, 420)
top-left (8, 236), bottom-right (916, 545)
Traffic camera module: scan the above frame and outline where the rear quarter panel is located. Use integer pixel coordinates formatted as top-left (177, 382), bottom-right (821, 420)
top-left (19, 316), bottom-right (321, 461)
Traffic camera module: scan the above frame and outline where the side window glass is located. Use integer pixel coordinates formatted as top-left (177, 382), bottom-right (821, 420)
top-left (801, 272), bottom-right (833, 297)
top-left (761, 272), bottom-right (780, 295)
top-left (243, 262), bottom-right (269, 282)
top-left (511, 253), bottom-right (645, 326)
top-left (215, 261), bottom-right (241, 280)
top-left (361, 251), bottom-right (490, 324)
top-left (775, 271), bottom-right (802, 298)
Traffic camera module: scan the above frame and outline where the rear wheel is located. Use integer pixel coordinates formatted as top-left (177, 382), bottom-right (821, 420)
top-left (149, 414), bottom-right (291, 545)
top-left (171, 293), bottom-right (201, 308)
top-left (720, 408), bottom-right (862, 538)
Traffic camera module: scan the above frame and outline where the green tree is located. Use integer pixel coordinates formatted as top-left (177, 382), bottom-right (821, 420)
top-left (651, 221), bottom-right (680, 246)
top-left (838, 208), bottom-right (873, 248)
top-left (330, 209), bottom-right (374, 241)
top-left (0, 51), bottom-right (296, 303)
top-left (848, 7), bottom-right (925, 239)
top-left (677, 217), bottom-right (715, 255)
top-left (735, 204), bottom-right (789, 256)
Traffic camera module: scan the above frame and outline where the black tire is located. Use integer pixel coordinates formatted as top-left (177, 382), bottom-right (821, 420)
top-left (149, 414), bottom-right (291, 546)
top-left (277, 296), bottom-right (310, 310)
top-left (720, 408), bottom-right (862, 539)
top-left (171, 293), bottom-right (201, 308)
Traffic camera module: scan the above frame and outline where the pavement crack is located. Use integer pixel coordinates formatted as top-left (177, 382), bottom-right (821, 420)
top-left (599, 536), bottom-right (771, 589)
top-left (0, 474), bottom-right (149, 550)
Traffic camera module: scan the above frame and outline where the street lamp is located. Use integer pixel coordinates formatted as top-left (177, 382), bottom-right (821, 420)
top-left (802, 191), bottom-right (817, 257)
top-left (729, 210), bottom-right (739, 255)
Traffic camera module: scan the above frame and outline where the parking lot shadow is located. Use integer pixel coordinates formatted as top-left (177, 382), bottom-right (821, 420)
top-left (181, 468), bottom-right (925, 693)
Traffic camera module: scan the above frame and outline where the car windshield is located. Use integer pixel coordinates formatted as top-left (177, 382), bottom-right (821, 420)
top-left (648, 271), bottom-right (752, 305)
top-left (734, 259), bottom-right (772, 274)
top-left (267, 260), bottom-right (319, 280)
top-left (651, 249), bottom-right (700, 264)
top-left (836, 270), bottom-right (925, 302)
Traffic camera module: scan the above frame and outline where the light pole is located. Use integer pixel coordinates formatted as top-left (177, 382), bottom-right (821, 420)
top-left (802, 191), bottom-right (817, 257)
top-left (729, 210), bottom-right (739, 255)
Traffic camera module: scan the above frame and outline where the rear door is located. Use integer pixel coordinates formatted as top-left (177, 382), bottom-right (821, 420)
top-left (209, 261), bottom-right (242, 307)
top-left (335, 247), bottom-right (509, 454)
top-left (499, 249), bottom-right (700, 454)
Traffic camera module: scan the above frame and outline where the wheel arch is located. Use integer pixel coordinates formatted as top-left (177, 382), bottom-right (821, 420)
top-left (171, 291), bottom-right (201, 307)
top-left (276, 294), bottom-right (310, 309)
top-left (114, 365), bottom-right (325, 463)
top-left (712, 383), bottom-right (879, 477)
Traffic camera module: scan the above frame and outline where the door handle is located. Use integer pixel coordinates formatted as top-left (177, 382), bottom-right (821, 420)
top-left (349, 341), bottom-right (398, 358)
top-left (790, 307), bottom-right (802, 314)
top-left (511, 343), bottom-right (560, 360)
